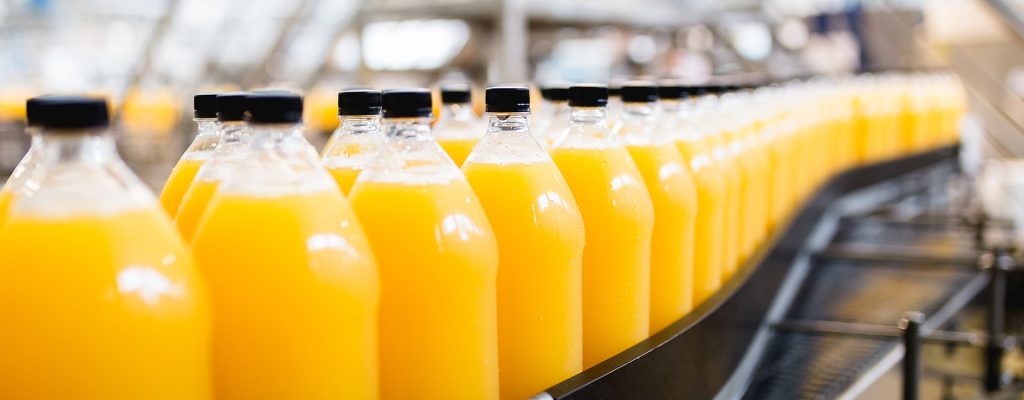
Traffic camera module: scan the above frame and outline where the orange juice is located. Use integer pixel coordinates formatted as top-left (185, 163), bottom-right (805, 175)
top-left (175, 179), bottom-right (219, 242)
top-left (0, 95), bottom-right (210, 399)
top-left (730, 125), bottom-right (770, 261)
top-left (160, 157), bottom-right (207, 216)
top-left (711, 138), bottom-right (742, 280)
top-left (190, 92), bottom-right (379, 399)
top-left (628, 143), bottom-right (698, 331)
top-left (192, 185), bottom-right (378, 399)
top-left (351, 178), bottom-right (499, 399)
top-left (321, 124), bottom-right (384, 195)
top-left (0, 208), bottom-right (211, 400)
top-left (159, 105), bottom-right (221, 216)
top-left (321, 94), bottom-right (385, 194)
top-left (437, 137), bottom-right (478, 165)
top-left (174, 120), bottom-right (251, 242)
top-left (351, 88), bottom-right (498, 399)
top-left (675, 128), bottom-right (727, 306)
top-left (616, 88), bottom-right (698, 334)
top-left (327, 166), bottom-right (361, 193)
top-left (553, 86), bottom-right (654, 368)
top-left (0, 190), bottom-right (10, 227)
top-left (434, 89), bottom-right (483, 166)
top-left (462, 91), bottom-right (584, 399)
top-left (551, 146), bottom-right (654, 367)
top-left (463, 159), bottom-right (584, 398)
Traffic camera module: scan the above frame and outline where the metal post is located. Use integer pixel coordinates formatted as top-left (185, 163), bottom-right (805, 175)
top-left (984, 254), bottom-right (1007, 392)
top-left (900, 311), bottom-right (924, 400)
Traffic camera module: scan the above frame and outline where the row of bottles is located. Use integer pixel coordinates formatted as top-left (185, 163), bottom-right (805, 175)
top-left (0, 71), bottom-right (964, 400)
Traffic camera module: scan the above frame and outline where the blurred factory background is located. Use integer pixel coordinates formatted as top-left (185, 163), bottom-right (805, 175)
top-left (0, 0), bottom-right (1015, 188)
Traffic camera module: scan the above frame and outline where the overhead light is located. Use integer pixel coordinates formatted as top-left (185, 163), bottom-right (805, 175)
top-left (362, 19), bottom-right (470, 71)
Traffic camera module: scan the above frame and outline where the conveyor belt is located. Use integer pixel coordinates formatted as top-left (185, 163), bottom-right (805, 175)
top-left (744, 263), bottom-right (975, 399)
top-left (744, 191), bottom-right (985, 399)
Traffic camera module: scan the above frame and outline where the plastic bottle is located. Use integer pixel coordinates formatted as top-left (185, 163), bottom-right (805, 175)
top-left (174, 92), bottom-right (249, 243)
top-left (348, 88), bottom-right (499, 399)
top-left (463, 86), bottom-right (585, 399)
top-left (0, 96), bottom-right (48, 227)
top-left (159, 93), bottom-right (221, 216)
top-left (615, 82), bottom-right (699, 333)
top-left (0, 96), bottom-right (211, 399)
top-left (321, 89), bottom-right (384, 194)
top-left (190, 92), bottom-right (379, 399)
top-left (663, 83), bottom-right (727, 306)
top-left (703, 89), bottom-right (743, 280)
top-left (549, 84), bottom-right (655, 369)
top-left (536, 83), bottom-right (570, 146)
top-left (434, 84), bottom-right (483, 166)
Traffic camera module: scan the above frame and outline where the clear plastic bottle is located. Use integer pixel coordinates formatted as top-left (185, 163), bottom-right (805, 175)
top-left (0, 96), bottom-right (48, 227)
top-left (615, 82), bottom-right (699, 334)
top-left (433, 84), bottom-right (484, 166)
top-left (321, 89), bottom-right (385, 194)
top-left (348, 88), bottom-right (499, 399)
top-left (536, 83), bottom-right (570, 146)
top-left (462, 86), bottom-right (585, 399)
top-left (174, 92), bottom-right (250, 243)
top-left (0, 96), bottom-right (211, 399)
top-left (549, 84), bottom-right (655, 369)
top-left (159, 93), bottom-right (222, 216)
top-left (664, 83), bottom-right (728, 306)
top-left (190, 92), bottom-right (379, 399)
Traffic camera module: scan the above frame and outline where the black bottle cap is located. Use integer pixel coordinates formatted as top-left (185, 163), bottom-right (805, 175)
top-left (621, 81), bottom-right (658, 103)
top-left (440, 85), bottom-right (472, 104)
top-left (245, 92), bottom-right (303, 124)
top-left (25, 95), bottom-right (57, 127)
top-left (216, 92), bottom-right (248, 122)
top-left (485, 86), bottom-right (530, 113)
top-left (339, 89), bottom-right (382, 116)
top-left (657, 81), bottom-right (698, 100)
top-left (31, 96), bottom-right (109, 130)
top-left (194, 93), bottom-right (218, 119)
top-left (568, 84), bottom-right (609, 107)
top-left (382, 88), bottom-right (433, 118)
top-left (540, 84), bottom-right (569, 101)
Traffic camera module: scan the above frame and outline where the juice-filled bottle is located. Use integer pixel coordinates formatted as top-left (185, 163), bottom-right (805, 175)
top-left (174, 92), bottom-right (250, 243)
top-left (664, 86), bottom-right (727, 306)
top-left (190, 92), bottom-right (379, 399)
top-left (348, 89), bottom-right (499, 399)
top-left (703, 93), bottom-right (742, 280)
top-left (0, 96), bottom-right (210, 399)
top-left (159, 93), bottom-right (221, 216)
top-left (463, 86), bottom-right (585, 399)
top-left (536, 83), bottom-right (570, 146)
top-left (726, 97), bottom-right (771, 261)
top-left (616, 82), bottom-right (699, 334)
top-left (434, 84), bottom-right (483, 166)
top-left (0, 96), bottom-right (48, 227)
top-left (550, 84), bottom-right (654, 369)
top-left (321, 89), bottom-right (384, 194)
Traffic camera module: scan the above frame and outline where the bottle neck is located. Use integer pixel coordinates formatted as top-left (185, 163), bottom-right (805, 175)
top-left (339, 115), bottom-right (382, 133)
top-left (442, 103), bottom-right (475, 121)
top-left (39, 128), bottom-right (118, 166)
top-left (569, 106), bottom-right (608, 127)
top-left (384, 117), bottom-right (433, 139)
top-left (219, 120), bottom-right (249, 140)
top-left (249, 122), bottom-right (302, 146)
top-left (195, 118), bottom-right (219, 136)
top-left (486, 112), bottom-right (530, 134)
top-left (620, 102), bottom-right (657, 121)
